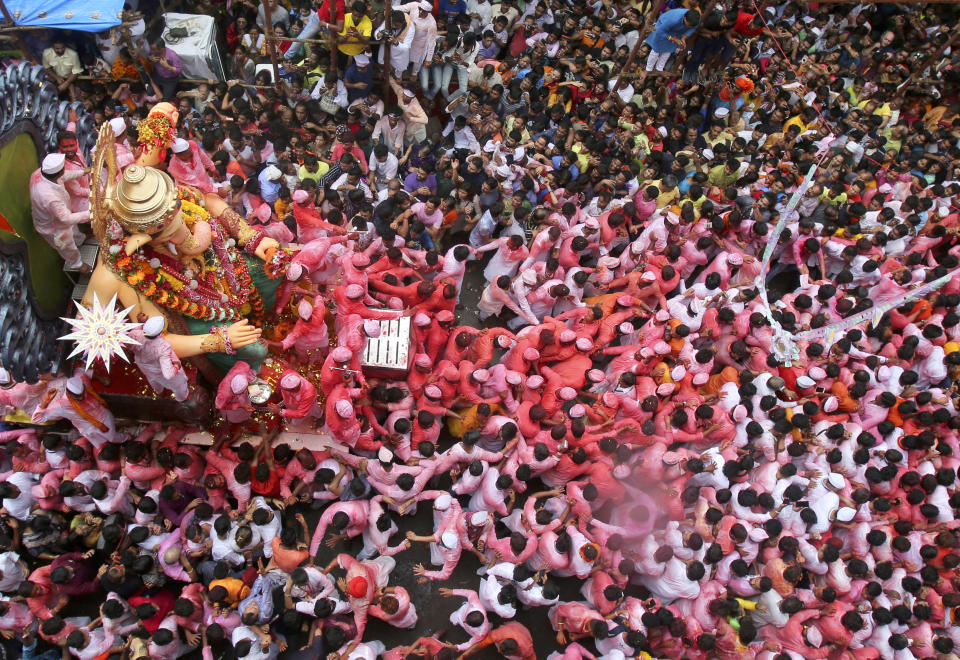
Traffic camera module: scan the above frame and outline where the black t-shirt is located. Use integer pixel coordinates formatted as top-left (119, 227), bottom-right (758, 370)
top-left (100, 571), bottom-right (145, 599)
top-left (702, 11), bottom-right (725, 35)
top-left (460, 168), bottom-right (487, 194)
top-left (527, 111), bottom-right (550, 133)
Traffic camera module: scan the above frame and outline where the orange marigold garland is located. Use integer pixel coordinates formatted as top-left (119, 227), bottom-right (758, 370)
top-left (104, 217), bottom-right (254, 323)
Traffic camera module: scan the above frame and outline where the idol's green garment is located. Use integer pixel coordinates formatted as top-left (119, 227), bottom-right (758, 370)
top-left (184, 254), bottom-right (280, 373)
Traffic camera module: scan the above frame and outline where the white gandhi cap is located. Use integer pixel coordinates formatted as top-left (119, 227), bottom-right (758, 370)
top-left (826, 472), bottom-right (845, 490)
top-left (143, 316), bottom-right (165, 338)
top-left (263, 165), bottom-right (282, 180)
top-left (109, 117), bottom-right (126, 137)
top-left (41, 153), bottom-right (66, 175)
top-left (835, 506), bottom-right (856, 522)
top-left (65, 376), bottom-right (85, 395)
top-left (441, 530), bottom-right (458, 549)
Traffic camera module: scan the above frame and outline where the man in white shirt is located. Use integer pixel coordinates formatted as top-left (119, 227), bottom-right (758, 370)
top-left (0, 551), bottom-right (27, 594)
top-left (91, 476), bottom-right (135, 517)
top-left (249, 497), bottom-right (282, 559)
top-left (211, 518), bottom-right (244, 565)
top-left (311, 74), bottom-right (348, 110)
top-left (232, 624), bottom-right (282, 660)
top-left (62, 470), bottom-right (107, 513)
top-left (467, 0), bottom-right (493, 32)
top-left (443, 115), bottom-right (482, 155)
top-left (332, 167), bottom-right (374, 201)
top-left (369, 144), bottom-right (400, 191)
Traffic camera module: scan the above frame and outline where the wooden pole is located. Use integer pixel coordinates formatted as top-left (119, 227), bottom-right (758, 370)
top-left (0, 0), bottom-right (36, 62)
top-left (261, 0), bottom-right (282, 85)
top-left (329, 0), bottom-right (339, 74)
top-left (262, 33), bottom-right (373, 46)
top-left (613, 0), bottom-right (666, 92)
top-left (0, 17), bottom-right (145, 33)
top-left (809, 0), bottom-right (960, 3)
top-left (381, 10), bottom-right (392, 100)
top-left (76, 74), bottom-right (274, 89)
top-left (0, 24), bottom-right (54, 32)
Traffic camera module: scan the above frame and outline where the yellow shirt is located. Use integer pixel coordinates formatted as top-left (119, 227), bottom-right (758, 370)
top-left (504, 117), bottom-right (530, 143)
top-left (703, 131), bottom-right (733, 149)
top-left (570, 144), bottom-right (590, 173)
top-left (687, 194), bottom-right (707, 210)
top-left (446, 404), bottom-right (504, 438)
top-left (821, 191), bottom-right (848, 206)
top-left (782, 115), bottom-right (808, 134)
top-left (707, 164), bottom-right (738, 188)
top-left (859, 99), bottom-right (890, 119)
top-left (651, 181), bottom-right (679, 208)
top-left (338, 13), bottom-right (373, 56)
top-left (298, 163), bottom-right (328, 183)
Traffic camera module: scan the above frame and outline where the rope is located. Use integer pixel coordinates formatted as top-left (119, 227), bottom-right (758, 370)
top-left (794, 269), bottom-right (957, 342)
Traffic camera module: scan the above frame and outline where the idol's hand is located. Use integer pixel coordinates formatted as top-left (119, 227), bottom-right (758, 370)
top-left (227, 319), bottom-right (262, 349)
top-left (255, 237), bottom-right (280, 262)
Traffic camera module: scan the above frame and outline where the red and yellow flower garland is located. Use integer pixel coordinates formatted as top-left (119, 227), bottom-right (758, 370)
top-left (136, 115), bottom-right (175, 155)
top-left (108, 194), bottom-right (258, 322)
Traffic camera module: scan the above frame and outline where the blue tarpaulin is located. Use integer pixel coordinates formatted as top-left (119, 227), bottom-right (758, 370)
top-left (2, 0), bottom-right (124, 33)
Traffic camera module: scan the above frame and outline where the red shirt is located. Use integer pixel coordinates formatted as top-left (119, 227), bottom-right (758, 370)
top-left (129, 590), bottom-right (177, 633)
top-left (733, 12), bottom-right (764, 36)
top-left (480, 622), bottom-right (536, 659)
top-left (317, 0), bottom-right (346, 23)
top-left (252, 466), bottom-right (283, 497)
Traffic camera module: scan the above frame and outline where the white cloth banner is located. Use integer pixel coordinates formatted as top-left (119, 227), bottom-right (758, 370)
top-left (163, 13), bottom-right (225, 81)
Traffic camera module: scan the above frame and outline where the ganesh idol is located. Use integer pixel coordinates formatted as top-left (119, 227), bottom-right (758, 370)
top-left (85, 102), bottom-right (289, 376)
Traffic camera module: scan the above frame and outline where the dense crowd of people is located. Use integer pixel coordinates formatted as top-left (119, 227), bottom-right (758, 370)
top-left (5, 0), bottom-right (960, 657)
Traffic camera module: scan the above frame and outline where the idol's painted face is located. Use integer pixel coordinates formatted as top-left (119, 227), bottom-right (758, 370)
top-left (148, 206), bottom-right (189, 254)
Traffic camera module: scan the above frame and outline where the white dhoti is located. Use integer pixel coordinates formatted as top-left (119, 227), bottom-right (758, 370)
top-left (29, 169), bottom-right (90, 270)
top-left (37, 225), bottom-right (86, 270)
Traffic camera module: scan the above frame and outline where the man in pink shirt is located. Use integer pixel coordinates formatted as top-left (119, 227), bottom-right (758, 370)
top-left (168, 137), bottom-right (220, 194)
top-left (309, 499), bottom-right (370, 555)
top-left (215, 362), bottom-right (257, 424)
top-left (31, 375), bottom-right (117, 448)
top-left (271, 299), bottom-right (330, 366)
top-left (325, 384), bottom-right (363, 445)
top-left (440, 587), bottom-right (492, 650)
top-left (272, 371), bottom-right (322, 427)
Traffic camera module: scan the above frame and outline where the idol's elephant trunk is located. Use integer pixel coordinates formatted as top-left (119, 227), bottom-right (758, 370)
top-left (175, 221), bottom-right (212, 256)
